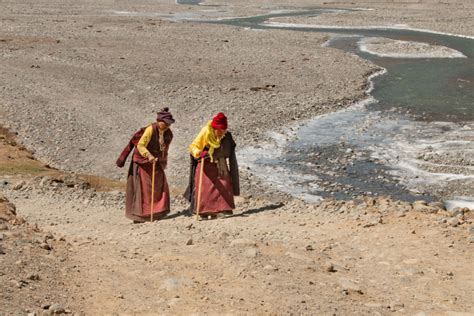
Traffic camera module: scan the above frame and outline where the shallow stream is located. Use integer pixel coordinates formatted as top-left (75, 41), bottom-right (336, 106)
top-left (179, 6), bottom-right (474, 207)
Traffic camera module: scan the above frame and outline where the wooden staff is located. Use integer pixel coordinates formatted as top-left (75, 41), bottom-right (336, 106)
top-left (150, 160), bottom-right (156, 222)
top-left (196, 157), bottom-right (205, 220)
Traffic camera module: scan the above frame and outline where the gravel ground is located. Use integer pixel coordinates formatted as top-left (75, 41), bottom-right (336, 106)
top-left (1, 0), bottom-right (473, 314)
top-left (0, 0), bottom-right (376, 191)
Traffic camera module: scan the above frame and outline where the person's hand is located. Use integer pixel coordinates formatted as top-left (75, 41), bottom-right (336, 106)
top-left (148, 155), bottom-right (158, 163)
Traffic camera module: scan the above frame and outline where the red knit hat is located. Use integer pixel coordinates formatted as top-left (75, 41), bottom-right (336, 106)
top-left (211, 112), bottom-right (228, 130)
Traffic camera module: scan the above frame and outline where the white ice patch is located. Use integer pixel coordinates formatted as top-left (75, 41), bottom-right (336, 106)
top-left (237, 140), bottom-right (324, 202)
top-left (358, 37), bottom-right (466, 58)
top-left (444, 197), bottom-right (474, 211)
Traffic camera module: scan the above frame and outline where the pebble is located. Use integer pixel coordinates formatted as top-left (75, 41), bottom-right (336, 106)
top-left (243, 248), bottom-right (259, 258)
top-left (388, 301), bottom-right (404, 311)
top-left (27, 273), bottom-right (40, 281)
top-left (263, 265), bottom-right (277, 271)
top-left (325, 262), bottom-right (337, 273)
top-left (48, 303), bottom-right (65, 314)
top-left (338, 277), bottom-right (363, 295)
top-left (12, 181), bottom-right (26, 190)
top-left (285, 252), bottom-right (314, 264)
top-left (447, 217), bottom-right (459, 227)
top-left (229, 239), bottom-right (256, 247)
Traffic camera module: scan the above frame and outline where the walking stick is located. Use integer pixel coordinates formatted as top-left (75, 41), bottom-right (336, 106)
top-left (150, 160), bottom-right (156, 222)
top-left (196, 157), bottom-right (205, 220)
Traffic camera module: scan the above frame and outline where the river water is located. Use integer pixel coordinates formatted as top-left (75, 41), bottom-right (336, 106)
top-left (174, 6), bottom-right (474, 207)
top-left (208, 9), bottom-right (473, 206)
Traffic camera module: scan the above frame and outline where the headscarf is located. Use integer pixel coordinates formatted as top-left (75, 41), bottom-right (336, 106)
top-left (156, 107), bottom-right (175, 125)
top-left (206, 121), bottom-right (223, 162)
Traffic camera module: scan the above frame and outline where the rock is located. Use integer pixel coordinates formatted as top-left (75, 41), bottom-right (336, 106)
top-left (325, 262), bottom-right (337, 273)
top-left (167, 297), bottom-right (182, 307)
top-left (40, 242), bottom-right (52, 250)
top-left (186, 238), bottom-right (193, 246)
top-left (285, 252), bottom-right (314, 264)
top-left (243, 248), bottom-right (259, 258)
top-left (447, 208), bottom-right (464, 217)
top-left (13, 181), bottom-right (26, 190)
top-left (218, 232), bottom-right (229, 240)
top-left (230, 239), bottom-right (256, 247)
top-left (160, 277), bottom-right (190, 291)
top-left (263, 265), bottom-right (277, 271)
top-left (49, 303), bottom-right (65, 314)
top-left (27, 273), bottom-right (41, 281)
top-left (428, 201), bottom-right (445, 211)
top-left (447, 217), bottom-right (459, 227)
top-left (41, 303), bottom-right (51, 310)
top-left (413, 201), bottom-right (429, 212)
top-left (339, 277), bottom-right (363, 295)
top-left (388, 301), bottom-right (404, 311)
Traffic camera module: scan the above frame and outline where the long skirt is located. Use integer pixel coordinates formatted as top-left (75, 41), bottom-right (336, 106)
top-left (193, 159), bottom-right (235, 215)
top-left (125, 161), bottom-right (170, 222)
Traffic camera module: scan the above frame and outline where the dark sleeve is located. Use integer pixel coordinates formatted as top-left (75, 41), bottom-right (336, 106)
top-left (183, 154), bottom-right (198, 202)
top-left (166, 129), bottom-right (173, 145)
top-left (116, 141), bottom-right (134, 168)
top-left (228, 134), bottom-right (240, 196)
top-left (159, 129), bottom-right (173, 169)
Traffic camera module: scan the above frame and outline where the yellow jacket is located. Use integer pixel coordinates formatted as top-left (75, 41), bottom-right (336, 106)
top-left (188, 125), bottom-right (209, 159)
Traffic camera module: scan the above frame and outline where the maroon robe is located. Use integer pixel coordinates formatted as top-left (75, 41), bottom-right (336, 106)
top-left (184, 132), bottom-right (239, 216)
top-left (125, 123), bottom-right (173, 222)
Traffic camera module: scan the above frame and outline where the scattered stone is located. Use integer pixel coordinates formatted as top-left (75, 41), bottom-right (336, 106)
top-left (325, 262), bottom-right (337, 273)
top-left (230, 239), bottom-right (256, 247)
top-left (243, 247), bottom-right (259, 258)
top-left (285, 252), bottom-right (314, 264)
top-left (27, 273), bottom-right (41, 281)
top-left (428, 201), bottom-right (445, 211)
top-left (219, 232), bottom-right (229, 240)
top-left (388, 301), bottom-right (404, 311)
top-left (48, 303), bottom-right (65, 314)
top-left (263, 265), bottom-right (277, 271)
top-left (40, 242), bottom-right (52, 250)
top-left (186, 238), bottom-right (193, 246)
top-left (447, 208), bottom-right (464, 217)
top-left (447, 217), bottom-right (459, 227)
top-left (339, 277), bottom-right (363, 295)
top-left (12, 181), bottom-right (26, 190)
